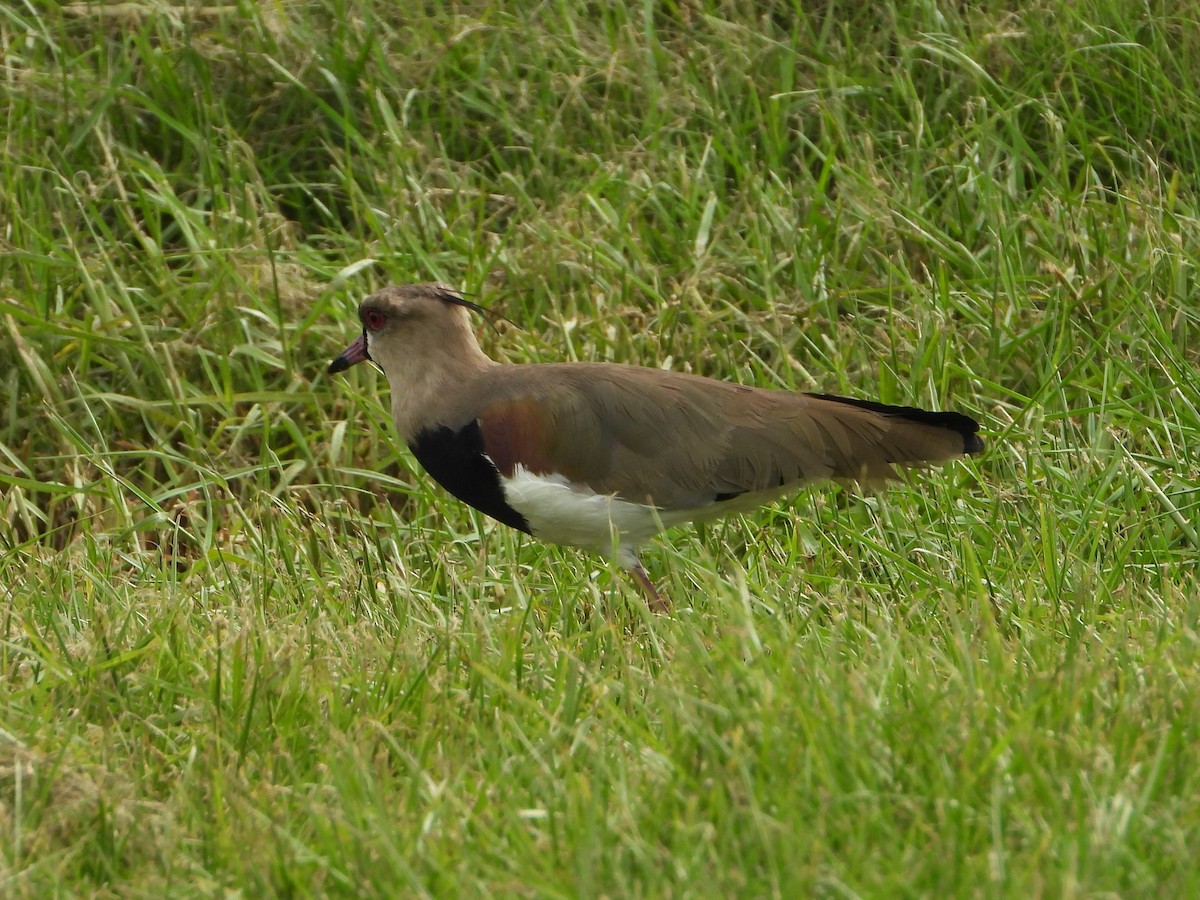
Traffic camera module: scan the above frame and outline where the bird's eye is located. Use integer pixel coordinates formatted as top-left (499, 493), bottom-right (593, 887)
top-left (363, 309), bottom-right (386, 331)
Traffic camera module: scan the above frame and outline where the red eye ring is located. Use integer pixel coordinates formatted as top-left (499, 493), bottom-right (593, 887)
top-left (363, 309), bottom-right (386, 331)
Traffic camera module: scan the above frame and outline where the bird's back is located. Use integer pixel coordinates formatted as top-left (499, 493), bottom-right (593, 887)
top-left (426, 362), bottom-right (980, 511)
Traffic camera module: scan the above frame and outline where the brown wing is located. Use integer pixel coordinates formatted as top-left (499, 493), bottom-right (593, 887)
top-left (458, 364), bottom-right (980, 511)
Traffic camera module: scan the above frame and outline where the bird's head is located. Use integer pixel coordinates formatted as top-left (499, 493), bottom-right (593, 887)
top-left (328, 283), bottom-right (496, 381)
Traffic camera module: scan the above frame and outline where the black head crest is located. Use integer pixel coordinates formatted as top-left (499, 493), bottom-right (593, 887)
top-left (433, 284), bottom-right (516, 333)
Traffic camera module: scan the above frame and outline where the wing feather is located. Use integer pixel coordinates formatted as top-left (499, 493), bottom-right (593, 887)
top-left (452, 363), bottom-right (980, 512)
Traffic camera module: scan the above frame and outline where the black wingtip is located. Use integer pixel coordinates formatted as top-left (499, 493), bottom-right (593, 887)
top-left (807, 393), bottom-right (984, 455)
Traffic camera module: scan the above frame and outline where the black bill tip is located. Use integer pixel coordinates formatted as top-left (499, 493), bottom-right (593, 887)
top-left (328, 331), bottom-right (369, 375)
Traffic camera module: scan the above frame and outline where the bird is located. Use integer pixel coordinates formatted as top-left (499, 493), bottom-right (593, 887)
top-left (328, 283), bottom-right (984, 610)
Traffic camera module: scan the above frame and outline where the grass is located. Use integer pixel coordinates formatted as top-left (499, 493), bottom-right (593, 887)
top-left (3, 0), bottom-right (1200, 894)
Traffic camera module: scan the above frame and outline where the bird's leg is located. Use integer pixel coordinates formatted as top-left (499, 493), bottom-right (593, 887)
top-left (628, 558), bottom-right (670, 613)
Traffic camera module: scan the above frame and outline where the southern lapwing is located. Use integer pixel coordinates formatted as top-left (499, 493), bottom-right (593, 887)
top-left (329, 283), bottom-right (984, 610)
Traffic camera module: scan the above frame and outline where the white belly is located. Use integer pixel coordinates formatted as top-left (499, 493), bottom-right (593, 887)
top-left (499, 465), bottom-right (695, 563)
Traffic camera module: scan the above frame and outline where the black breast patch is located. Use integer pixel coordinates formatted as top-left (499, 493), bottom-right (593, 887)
top-left (409, 422), bottom-right (532, 534)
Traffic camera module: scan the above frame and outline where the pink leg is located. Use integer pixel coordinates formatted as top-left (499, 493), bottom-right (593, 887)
top-left (629, 559), bottom-right (670, 613)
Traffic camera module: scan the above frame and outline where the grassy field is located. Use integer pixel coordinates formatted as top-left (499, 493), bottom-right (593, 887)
top-left (3, 0), bottom-right (1199, 895)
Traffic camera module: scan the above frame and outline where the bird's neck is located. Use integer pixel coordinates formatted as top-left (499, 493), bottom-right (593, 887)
top-left (386, 341), bottom-right (496, 441)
